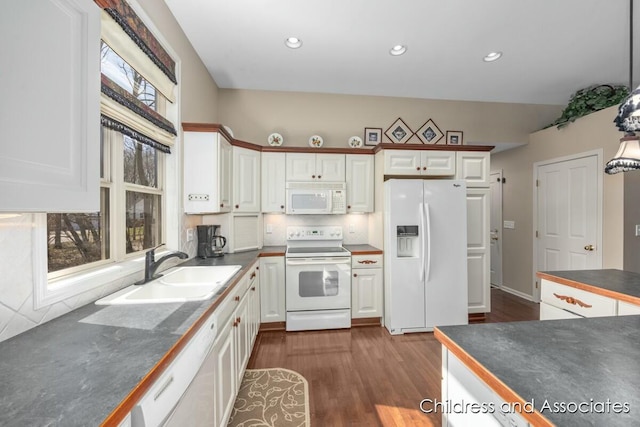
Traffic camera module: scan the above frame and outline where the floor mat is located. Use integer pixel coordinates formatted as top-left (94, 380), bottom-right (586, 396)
top-left (228, 368), bottom-right (310, 427)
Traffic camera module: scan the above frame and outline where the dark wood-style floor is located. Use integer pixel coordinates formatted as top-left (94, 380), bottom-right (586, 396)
top-left (247, 288), bottom-right (539, 426)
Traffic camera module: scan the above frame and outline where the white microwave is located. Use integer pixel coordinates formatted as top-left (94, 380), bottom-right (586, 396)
top-left (285, 182), bottom-right (346, 214)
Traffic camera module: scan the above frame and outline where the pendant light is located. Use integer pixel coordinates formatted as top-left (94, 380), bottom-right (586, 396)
top-left (605, 0), bottom-right (640, 174)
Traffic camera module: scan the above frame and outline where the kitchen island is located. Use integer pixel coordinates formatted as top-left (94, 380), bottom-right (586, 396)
top-left (435, 315), bottom-right (640, 426)
top-left (435, 268), bottom-right (640, 426)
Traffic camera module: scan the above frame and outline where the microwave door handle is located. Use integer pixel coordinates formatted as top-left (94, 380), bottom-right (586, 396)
top-left (326, 191), bottom-right (333, 213)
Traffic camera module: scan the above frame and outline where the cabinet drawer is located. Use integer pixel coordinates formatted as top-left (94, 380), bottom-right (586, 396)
top-left (540, 301), bottom-right (582, 320)
top-left (618, 300), bottom-right (640, 316)
top-left (352, 254), bottom-right (383, 268)
top-left (540, 279), bottom-right (616, 317)
top-left (217, 275), bottom-right (248, 325)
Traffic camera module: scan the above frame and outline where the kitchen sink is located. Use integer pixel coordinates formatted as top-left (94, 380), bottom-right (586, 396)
top-left (95, 265), bottom-right (242, 305)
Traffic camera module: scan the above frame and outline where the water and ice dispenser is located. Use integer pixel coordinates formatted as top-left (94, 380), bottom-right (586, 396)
top-left (396, 225), bottom-right (419, 258)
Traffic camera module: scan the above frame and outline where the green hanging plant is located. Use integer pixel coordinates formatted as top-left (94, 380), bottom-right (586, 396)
top-left (546, 84), bottom-right (629, 129)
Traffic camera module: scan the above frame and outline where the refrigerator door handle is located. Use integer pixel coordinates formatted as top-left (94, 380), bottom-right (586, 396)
top-left (419, 202), bottom-right (426, 283)
top-left (424, 202), bottom-right (432, 282)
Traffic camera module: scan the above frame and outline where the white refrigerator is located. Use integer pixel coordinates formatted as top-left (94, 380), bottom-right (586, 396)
top-left (384, 179), bottom-right (469, 334)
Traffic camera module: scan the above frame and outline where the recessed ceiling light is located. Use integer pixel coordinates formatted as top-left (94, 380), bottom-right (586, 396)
top-left (390, 45), bottom-right (407, 56)
top-left (483, 51), bottom-right (503, 62)
top-left (285, 37), bottom-right (303, 49)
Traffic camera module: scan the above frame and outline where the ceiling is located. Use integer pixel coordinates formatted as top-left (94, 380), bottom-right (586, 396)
top-left (164, 0), bottom-right (639, 106)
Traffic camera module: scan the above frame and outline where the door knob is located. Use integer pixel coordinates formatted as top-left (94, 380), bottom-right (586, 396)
top-left (584, 244), bottom-right (595, 251)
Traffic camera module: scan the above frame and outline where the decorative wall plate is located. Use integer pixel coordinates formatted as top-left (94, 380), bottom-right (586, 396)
top-left (415, 119), bottom-right (444, 144)
top-left (268, 133), bottom-right (283, 146)
top-left (309, 135), bottom-right (324, 147)
top-left (348, 136), bottom-right (363, 148)
top-left (384, 118), bottom-right (413, 144)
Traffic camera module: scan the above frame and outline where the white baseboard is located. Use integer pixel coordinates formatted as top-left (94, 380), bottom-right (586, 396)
top-left (494, 285), bottom-right (537, 303)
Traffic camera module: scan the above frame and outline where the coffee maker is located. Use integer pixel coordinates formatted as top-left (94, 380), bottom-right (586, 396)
top-left (197, 225), bottom-right (227, 258)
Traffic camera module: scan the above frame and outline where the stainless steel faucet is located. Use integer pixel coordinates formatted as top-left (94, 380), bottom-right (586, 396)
top-left (136, 244), bottom-right (189, 285)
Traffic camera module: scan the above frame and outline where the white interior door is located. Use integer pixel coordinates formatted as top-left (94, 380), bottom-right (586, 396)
top-left (490, 171), bottom-right (503, 287)
top-left (535, 152), bottom-right (602, 300)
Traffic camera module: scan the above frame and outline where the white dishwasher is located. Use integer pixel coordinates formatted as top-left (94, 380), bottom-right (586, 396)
top-left (130, 310), bottom-right (218, 427)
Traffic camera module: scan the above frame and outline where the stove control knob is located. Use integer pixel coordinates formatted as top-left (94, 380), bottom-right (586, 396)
top-left (288, 230), bottom-right (295, 238)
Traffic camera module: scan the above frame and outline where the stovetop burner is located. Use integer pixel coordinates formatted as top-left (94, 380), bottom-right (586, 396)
top-left (285, 226), bottom-right (350, 258)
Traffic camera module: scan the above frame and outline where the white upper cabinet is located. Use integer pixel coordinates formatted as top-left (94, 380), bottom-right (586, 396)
top-left (346, 155), bottom-right (374, 213)
top-left (456, 152), bottom-right (490, 187)
top-left (261, 152), bottom-right (286, 213)
top-left (286, 153), bottom-right (345, 181)
top-left (0, 0), bottom-right (101, 212)
top-left (384, 150), bottom-right (455, 176)
top-left (232, 147), bottom-right (260, 212)
top-left (184, 130), bottom-right (232, 214)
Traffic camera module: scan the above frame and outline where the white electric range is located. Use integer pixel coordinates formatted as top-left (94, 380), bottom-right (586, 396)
top-left (285, 226), bottom-right (352, 331)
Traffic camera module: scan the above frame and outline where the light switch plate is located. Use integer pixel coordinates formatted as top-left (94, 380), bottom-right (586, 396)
top-left (266, 224), bottom-right (273, 234)
top-left (636, 224), bottom-right (640, 236)
top-left (186, 228), bottom-right (194, 242)
top-left (503, 220), bottom-right (515, 229)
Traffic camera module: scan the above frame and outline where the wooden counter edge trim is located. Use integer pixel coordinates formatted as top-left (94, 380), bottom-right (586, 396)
top-left (434, 328), bottom-right (553, 427)
top-left (100, 259), bottom-right (259, 427)
top-left (536, 272), bottom-right (640, 306)
top-left (349, 249), bottom-right (383, 255)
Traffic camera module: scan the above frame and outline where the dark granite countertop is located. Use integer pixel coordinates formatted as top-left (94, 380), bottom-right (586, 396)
top-left (343, 244), bottom-right (382, 254)
top-left (436, 316), bottom-right (640, 427)
top-left (0, 249), bottom-right (268, 427)
top-left (537, 269), bottom-right (640, 304)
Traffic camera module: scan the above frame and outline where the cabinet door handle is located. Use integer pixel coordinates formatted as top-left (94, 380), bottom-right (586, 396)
top-left (220, 203), bottom-right (224, 208)
top-left (353, 273), bottom-right (358, 277)
top-left (416, 167), bottom-right (421, 171)
top-left (235, 204), bottom-right (239, 208)
top-left (234, 296), bottom-right (240, 302)
top-left (357, 260), bottom-right (378, 264)
top-left (251, 286), bottom-right (256, 291)
top-left (318, 175), bottom-right (322, 179)
top-left (153, 375), bottom-right (174, 401)
top-left (280, 205), bottom-right (284, 209)
top-left (250, 272), bottom-right (256, 279)
top-left (312, 175), bottom-right (316, 178)
top-left (553, 293), bottom-right (592, 308)
top-left (347, 205), bottom-right (351, 209)
top-left (237, 316), bottom-right (241, 324)
top-left (422, 166), bottom-right (427, 170)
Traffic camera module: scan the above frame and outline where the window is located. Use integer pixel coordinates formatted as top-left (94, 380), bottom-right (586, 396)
top-left (36, 0), bottom-right (179, 308)
top-left (47, 47), bottom-right (167, 276)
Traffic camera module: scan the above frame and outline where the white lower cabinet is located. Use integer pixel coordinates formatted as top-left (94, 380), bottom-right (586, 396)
top-left (539, 279), bottom-right (617, 320)
top-left (132, 261), bottom-right (261, 427)
top-left (259, 257), bottom-right (286, 323)
top-left (618, 300), bottom-right (640, 315)
top-left (351, 255), bottom-right (383, 319)
top-left (442, 348), bottom-right (529, 427)
top-left (213, 319), bottom-right (236, 427)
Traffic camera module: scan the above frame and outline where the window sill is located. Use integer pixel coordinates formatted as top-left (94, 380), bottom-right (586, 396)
top-left (35, 254), bottom-right (146, 310)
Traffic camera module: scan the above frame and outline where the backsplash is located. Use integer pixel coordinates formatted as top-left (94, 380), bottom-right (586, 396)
top-left (0, 214), bottom-right (196, 343)
top-left (263, 214), bottom-right (369, 246)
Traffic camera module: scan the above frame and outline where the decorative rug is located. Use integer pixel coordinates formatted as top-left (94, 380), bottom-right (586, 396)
top-left (228, 368), bottom-right (310, 427)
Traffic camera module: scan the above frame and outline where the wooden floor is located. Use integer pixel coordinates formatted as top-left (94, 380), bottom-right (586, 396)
top-left (248, 288), bottom-right (539, 427)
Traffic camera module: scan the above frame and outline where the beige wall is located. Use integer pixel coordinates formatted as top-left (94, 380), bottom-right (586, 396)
top-left (137, 0), bottom-right (219, 123)
top-left (218, 89), bottom-right (562, 147)
top-left (491, 106), bottom-right (625, 298)
top-left (624, 171), bottom-right (640, 273)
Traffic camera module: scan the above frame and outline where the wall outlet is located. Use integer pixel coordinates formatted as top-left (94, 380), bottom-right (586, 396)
top-left (503, 220), bottom-right (515, 229)
top-left (636, 224), bottom-right (640, 236)
top-left (186, 228), bottom-right (194, 242)
top-left (349, 224), bottom-right (355, 233)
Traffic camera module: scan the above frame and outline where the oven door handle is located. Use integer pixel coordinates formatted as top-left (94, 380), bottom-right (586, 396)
top-left (286, 257), bottom-right (351, 265)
